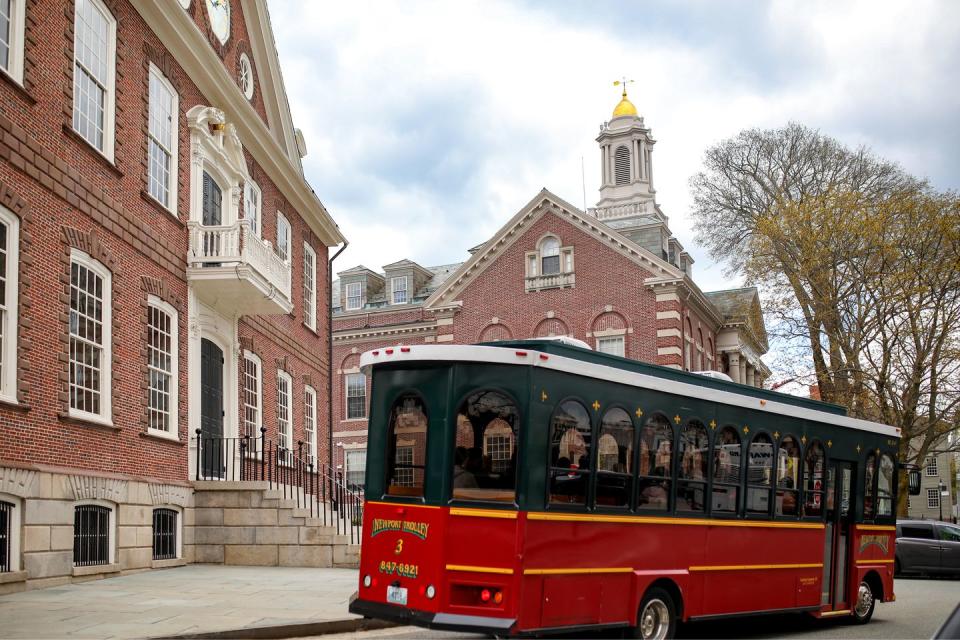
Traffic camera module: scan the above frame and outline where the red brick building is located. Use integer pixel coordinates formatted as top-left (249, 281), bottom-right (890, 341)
top-left (330, 90), bottom-right (769, 484)
top-left (0, 0), bottom-right (343, 589)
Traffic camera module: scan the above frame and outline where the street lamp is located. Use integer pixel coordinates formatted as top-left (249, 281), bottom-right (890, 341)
top-left (939, 480), bottom-right (950, 522)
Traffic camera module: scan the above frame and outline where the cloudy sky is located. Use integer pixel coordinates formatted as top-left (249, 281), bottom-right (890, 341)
top-left (270, 0), bottom-right (960, 294)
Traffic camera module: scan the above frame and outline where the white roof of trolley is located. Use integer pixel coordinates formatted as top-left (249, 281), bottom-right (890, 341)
top-left (360, 344), bottom-right (901, 439)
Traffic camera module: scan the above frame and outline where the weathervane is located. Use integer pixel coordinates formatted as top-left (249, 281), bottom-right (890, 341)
top-left (613, 77), bottom-right (634, 97)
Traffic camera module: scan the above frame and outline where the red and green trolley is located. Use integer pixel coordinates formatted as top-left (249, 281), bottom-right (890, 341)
top-left (348, 339), bottom-right (901, 638)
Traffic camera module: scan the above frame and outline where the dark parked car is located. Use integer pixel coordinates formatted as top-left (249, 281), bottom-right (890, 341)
top-left (896, 520), bottom-right (960, 576)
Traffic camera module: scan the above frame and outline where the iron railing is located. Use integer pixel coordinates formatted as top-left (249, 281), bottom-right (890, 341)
top-left (0, 500), bottom-right (11, 572)
top-left (194, 429), bottom-right (363, 543)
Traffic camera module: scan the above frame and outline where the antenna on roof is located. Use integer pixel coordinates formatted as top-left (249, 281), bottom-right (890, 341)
top-left (581, 155), bottom-right (586, 213)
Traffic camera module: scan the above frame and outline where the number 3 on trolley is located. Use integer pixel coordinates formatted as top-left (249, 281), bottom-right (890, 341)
top-left (394, 538), bottom-right (403, 555)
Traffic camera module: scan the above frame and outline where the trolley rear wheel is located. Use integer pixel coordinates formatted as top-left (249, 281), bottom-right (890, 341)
top-left (631, 587), bottom-right (677, 640)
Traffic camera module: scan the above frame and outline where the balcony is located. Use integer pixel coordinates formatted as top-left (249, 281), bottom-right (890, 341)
top-left (525, 271), bottom-right (576, 292)
top-left (588, 201), bottom-right (649, 221)
top-left (187, 220), bottom-right (293, 316)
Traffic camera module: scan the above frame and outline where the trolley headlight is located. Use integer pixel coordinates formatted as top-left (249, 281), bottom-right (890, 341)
top-left (363, 574), bottom-right (372, 588)
top-left (426, 584), bottom-right (436, 599)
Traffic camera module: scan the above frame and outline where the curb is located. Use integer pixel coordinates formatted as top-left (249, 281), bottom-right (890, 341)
top-left (156, 617), bottom-right (398, 639)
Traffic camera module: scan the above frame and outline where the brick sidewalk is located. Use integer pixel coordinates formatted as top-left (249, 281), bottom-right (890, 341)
top-left (0, 565), bottom-right (367, 639)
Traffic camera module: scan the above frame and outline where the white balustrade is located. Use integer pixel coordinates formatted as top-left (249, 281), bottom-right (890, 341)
top-left (525, 272), bottom-right (576, 291)
top-left (187, 220), bottom-right (292, 301)
top-left (589, 202), bottom-right (647, 221)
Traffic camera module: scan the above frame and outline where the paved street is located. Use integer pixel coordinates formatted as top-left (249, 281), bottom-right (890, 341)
top-left (316, 577), bottom-right (960, 640)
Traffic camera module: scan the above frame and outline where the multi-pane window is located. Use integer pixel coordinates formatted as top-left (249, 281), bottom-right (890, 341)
top-left (346, 449), bottom-right (366, 490)
top-left (147, 65), bottom-right (177, 211)
top-left (242, 352), bottom-right (261, 448)
top-left (540, 237), bottom-right (560, 275)
top-left (73, 0), bottom-right (115, 156)
top-left (0, 500), bottom-right (11, 572)
top-left (0, 0), bottom-right (24, 83)
top-left (345, 372), bottom-right (366, 419)
top-left (0, 209), bottom-right (18, 401)
top-left (69, 253), bottom-right (111, 420)
top-left (304, 385), bottom-right (317, 463)
top-left (928, 488), bottom-right (941, 509)
top-left (277, 371), bottom-right (292, 463)
top-left (394, 446), bottom-right (414, 487)
top-left (152, 508), bottom-right (177, 561)
top-left (303, 243), bottom-right (316, 330)
top-left (147, 300), bottom-right (177, 435)
top-left (244, 180), bottom-right (261, 237)
top-left (391, 276), bottom-right (407, 305)
top-left (276, 212), bottom-right (290, 262)
top-left (596, 336), bottom-right (625, 357)
top-left (345, 282), bottom-right (361, 311)
top-left (926, 456), bottom-right (938, 476)
top-left (74, 504), bottom-right (111, 566)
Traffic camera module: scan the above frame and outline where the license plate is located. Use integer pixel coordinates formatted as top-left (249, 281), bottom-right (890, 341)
top-left (386, 585), bottom-right (408, 606)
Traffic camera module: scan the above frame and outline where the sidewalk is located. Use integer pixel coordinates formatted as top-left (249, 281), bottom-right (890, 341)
top-left (0, 565), bottom-right (387, 639)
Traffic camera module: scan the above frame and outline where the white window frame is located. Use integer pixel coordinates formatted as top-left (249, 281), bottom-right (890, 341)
top-left (72, 0), bottom-right (117, 161)
top-left (277, 370), bottom-right (292, 462)
top-left (276, 212), bottom-right (291, 263)
top-left (0, 207), bottom-right (18, 404)
top-left (345, 281), bottom-right (362, 311)
top-left (926, 456), bottom-right (938, 476)
top-left (303, 242), bottom-right (317, 330)
top-left (928, 487), bottom-right (940, 509)
top-left (345, 448), bottom-right (366, 489)
top-left (146, 296), bottom-right (178, 440)
top-left (0, 493), bottom-right (21, 572)
top-left (68, 249), bottom-right (112, 426)
top-left (345, 372), bottom-right (366, 420)
top-left (596, 335), bottom-right (625, 357)
top-left (73, 499), bottom-right (116, 566)
top-left (244, 180), bottom-right (261, 238)
top-left (0, 0), bottom-right (26, 84)
top-left (146, 63), bottom-right (179, 214)
top-left (304, 385), bottom-right (317, 463)
top-left (391, 276), bottom-right (408, 305)
top-left (242, 350), bottom-right (262, 444)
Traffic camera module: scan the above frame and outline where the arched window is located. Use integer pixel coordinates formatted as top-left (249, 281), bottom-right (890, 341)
top-left (696, 329), bottom-right (704, 371)
top-left (540, 237), bottom-right (560, 275)
top-left (74, 502), bottom-right (115, 567)
top-left (712, 427), bottom-right (740, 513)
top-left (637, 413), bottom-right (672, 511)
top-left (152, 507), bottom-right (179, 561)
top-left (596, 408), bottom-right (633, 507)
top-left (776, 436), bottom-right (800, 516)
top-left (684, 318), bottom-right (693, 371)
top-left (802, 441), bottom-right (825, 517)
top-left (614, 145), bottom-right (631, 185)
top-left (878, 454), bottom-right (895, 517)
top-left (386, 394), bottom-right (428, 497)
top-left (549, 400), bottom-right (592, 505)
top-left (746, 433), bottom-right (774, 515)
top-left (677, 420), bottom-right (709, 512)
top-left (453, 390), bottom-right (520, 503)
top-left (864, 451), bottom-right (878, 520)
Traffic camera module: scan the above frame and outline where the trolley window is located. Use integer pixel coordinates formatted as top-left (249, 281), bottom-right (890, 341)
top-left (452, 390), bottom-right (520, 503)
top-left (712, 426), bottom-right (740, 513)
top-left (637, 413), bottom-right (672, 511)
top-left (802, 441), bottom-right (825, 517)
top-left (386, 394), bottom-right (428, 497)
top-left (549, 400), bottom-right (591, 505)
top-left (746, 433), bottom-right (774, 515)
top-left (595, 407), bottom-right (633, 508)
top-left (677, 420), bottom-right (708, 512)
top-left (877, 454), bottom-right (894, 517)
top-left (864, 451), bottom-right (878, 519)
top-left (776, 436), bottom-right (800, 516)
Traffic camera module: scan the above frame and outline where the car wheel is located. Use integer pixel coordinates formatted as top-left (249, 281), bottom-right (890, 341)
top-left (851, 580), bottom-right (876, 624)
top-left (631, 587), bottom-right (677, 640)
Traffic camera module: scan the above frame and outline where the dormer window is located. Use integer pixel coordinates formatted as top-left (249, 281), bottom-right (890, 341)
top-left (345, 282), bottom-right (362, 311)
top-left (391, 276), bottom-right (408, 305)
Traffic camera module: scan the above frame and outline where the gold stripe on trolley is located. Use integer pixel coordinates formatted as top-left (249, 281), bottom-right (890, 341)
top-left (689, 563), bottom-right (823, 572)
top-left (856, 525), bottom-right (896, 532)
top-left (526, 512), bottom-right (824, 530)
top-left (449, 507), bottom-right (518, 520)
top-left (855, 559), bottom-right (895, 565)
top-left (819, 609), bottom-right (852, 617)
top-left (446, 564), bottom-right (514, 575)
top-left (524, 567), bottom-right (633, 576)
top-left (365, 501), bottom-right (442, 510)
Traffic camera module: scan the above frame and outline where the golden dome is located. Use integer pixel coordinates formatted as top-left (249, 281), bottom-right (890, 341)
top-left (612, 89), bottom-right (638, 118)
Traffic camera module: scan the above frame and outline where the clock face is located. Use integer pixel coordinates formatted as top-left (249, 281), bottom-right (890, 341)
top-left (205, 0), bottom-right (230, 44)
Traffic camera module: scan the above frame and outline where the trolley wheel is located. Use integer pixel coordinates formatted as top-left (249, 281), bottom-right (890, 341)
top-left (631, 587), bottom-right (677, 640)
top-left (851, 580), bottom-right (876, 625)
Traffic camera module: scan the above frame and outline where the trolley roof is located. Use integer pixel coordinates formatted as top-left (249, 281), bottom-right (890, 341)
top-left (360, 340), bottom-right (901, 439)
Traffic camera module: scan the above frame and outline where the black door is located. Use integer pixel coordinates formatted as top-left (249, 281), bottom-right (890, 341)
top-left (822, 460), bottom-right (853, 609)
top-left (200, 338), bottom-right (224, 478)
top-left (201, 171), bottom-right (222, 265)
